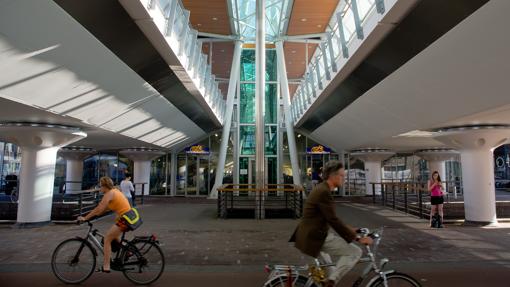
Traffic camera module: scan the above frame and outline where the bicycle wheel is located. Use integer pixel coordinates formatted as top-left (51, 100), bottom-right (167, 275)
top-left (121, 241), bottom-right (165, 285)
top-left (51, 238), bottom-right (96, 284)
top-left (263, 275), bottom-right (319, 287)
top-left (369, 271), bottom-right (421, 287)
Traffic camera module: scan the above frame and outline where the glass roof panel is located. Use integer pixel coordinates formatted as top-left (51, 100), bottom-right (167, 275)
top-left (230, 0), bottom-right (291, 42)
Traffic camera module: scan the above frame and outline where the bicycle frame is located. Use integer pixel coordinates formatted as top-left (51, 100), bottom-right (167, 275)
top-left (263, 228), bottom-right (394, 287)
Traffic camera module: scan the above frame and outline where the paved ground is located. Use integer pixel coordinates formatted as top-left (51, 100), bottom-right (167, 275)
top-left (1, 199), bottom-right (510, 286)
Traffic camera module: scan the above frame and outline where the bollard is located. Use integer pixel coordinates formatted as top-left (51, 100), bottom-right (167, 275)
top-left (372, 183), bottom-right (376, 204)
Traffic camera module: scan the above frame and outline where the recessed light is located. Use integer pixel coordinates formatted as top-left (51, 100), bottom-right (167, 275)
top-left (291, 50), bottom-right (296, 53)
top-left (300, 18), bottom-right (307, 22)
top-left (317, 24), bottom-right (322, 28)
top-left (212, 17), bottom-right (218, 21)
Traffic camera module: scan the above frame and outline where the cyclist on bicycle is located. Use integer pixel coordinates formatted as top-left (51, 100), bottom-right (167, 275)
top-left (290, 161), bottom-right (373, 287)
top-left (78, 176), bottom-right (142, 273)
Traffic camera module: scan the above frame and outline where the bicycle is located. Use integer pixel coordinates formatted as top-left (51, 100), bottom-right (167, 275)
top-left (51, 220), bottom-right (165, 285)
top-left (262, 228), bottom-right (421, 287)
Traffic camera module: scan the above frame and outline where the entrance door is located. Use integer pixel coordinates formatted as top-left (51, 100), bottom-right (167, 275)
top-left (186, 155), bottom-right (198, 196)
top-left (197, 155), bottom-right (209, 196)
top-left (307, 154), bottom-right (328, 186)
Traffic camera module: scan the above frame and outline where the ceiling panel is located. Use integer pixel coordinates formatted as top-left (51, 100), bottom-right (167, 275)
top-left (182, 0), bottom-right (231, 35)
top-left (287, 0), bottom-right (339, 35)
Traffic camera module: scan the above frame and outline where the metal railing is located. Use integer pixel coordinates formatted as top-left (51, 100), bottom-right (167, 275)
top-left (144, 0), bottom-right (227, 122)
top-left (369, 181), bottom-right (464, 219)
top-left (217, 184), bottom-right (304, 219)
top-left (291, 0), bottom-right (386, 123)
top-left (133, 182), bottom-right (148, 205)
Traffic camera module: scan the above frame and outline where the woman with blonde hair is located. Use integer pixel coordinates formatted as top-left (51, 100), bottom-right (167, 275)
top-left (77, 176), bottom-right (142, 272)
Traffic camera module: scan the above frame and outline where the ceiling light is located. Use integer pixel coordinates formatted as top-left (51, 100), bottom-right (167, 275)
top-left (212, 17), bottom-right (218, 21)
top-left (197, 23), bottom-right (202, 26)
top-left (300, 18), bottom-right (307, 22)
top-left (291, 50), bottom-right (296, 53)
top-left (317, 24), bottom-right (322, 28)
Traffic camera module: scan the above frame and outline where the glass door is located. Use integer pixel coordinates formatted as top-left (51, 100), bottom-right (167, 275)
top-left (186, 155), bottom-right (198, 196)
top-left (197, 155), bottom-right (209, 196)
top-left (176, 154), bottom-right (186, 196)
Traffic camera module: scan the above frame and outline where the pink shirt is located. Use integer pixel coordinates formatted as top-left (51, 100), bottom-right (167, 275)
top-left (430, 182), bottom-right (442, 197)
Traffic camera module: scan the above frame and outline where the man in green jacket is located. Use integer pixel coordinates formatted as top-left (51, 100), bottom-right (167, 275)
top-left (290, 160), bottom-right (373, 287)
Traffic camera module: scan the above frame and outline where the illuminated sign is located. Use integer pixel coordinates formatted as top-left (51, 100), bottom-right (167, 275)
top-left (306, 145), bottom-right (331, 154)
top-left (185, 145), bottom-right (210, 154)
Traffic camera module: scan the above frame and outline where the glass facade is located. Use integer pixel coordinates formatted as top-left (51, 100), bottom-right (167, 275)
top-left (237, 48), bottom-right (279, 188)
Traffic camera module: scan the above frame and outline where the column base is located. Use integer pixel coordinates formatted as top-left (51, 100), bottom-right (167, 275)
top-left (13, 221), bottom-right (51, 229)
top-left (462, 220), bottom-right (499, 227)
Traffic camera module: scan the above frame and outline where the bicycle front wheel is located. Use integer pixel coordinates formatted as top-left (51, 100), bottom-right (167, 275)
top-left (51, 238), bottom-right (96, 284)
top-left (263, 275), bottom-right (319, 287)
top-left (369, 271), bottom-right (421, 287)
top-left (121, 241), bottom-right (165, 285)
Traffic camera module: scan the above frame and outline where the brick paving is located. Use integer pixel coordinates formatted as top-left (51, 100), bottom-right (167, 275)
top-left (1, 199), bottom-right (510, 286)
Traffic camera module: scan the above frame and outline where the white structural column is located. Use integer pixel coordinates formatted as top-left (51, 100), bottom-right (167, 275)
top-left (435, 125), bottom-right (510, 225)
top-left (120, 149), bottom-right (165, 196)
top-left (59, 147), bottom-right (95, 193)
top-left (416, 149), bottom-right (459, 182)
top-left (350, 149), bottom-right (395, 195)
top-left (210, 41), bottom-right (243, 199)
top-left (275, 41), bottom-right (301, 186)
top-left (0, 123), bottom-right (86, 226)
top-left (255, 0), bottom-right (266, 219)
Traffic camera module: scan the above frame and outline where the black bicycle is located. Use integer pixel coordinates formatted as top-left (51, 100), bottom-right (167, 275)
top-left (51, 220), bottom-right (165, 285)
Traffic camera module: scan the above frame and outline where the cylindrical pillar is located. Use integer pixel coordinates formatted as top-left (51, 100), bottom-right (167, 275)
top-left (120, 149), bottom-right (165, 196)
top-left (59, 147), bottom-right (95, 193)
top-left (66, 159), bottom-right (84, 192)
top-left (0, 123), bottom-right (86, 226)
top-left (350, 149), bottom-right (395, 196)
top-left (133, 160), bottom-right (152, 195)
top-left (417, 149), bottom-right (459, 183)
top-left (18, 147), bottom-right (59, 223)
top-left (435, 125), bottom-right (510, 225)
top-left (364, 161), bottom-right (383, 195)
top-left (255, 0), bottom-right (266, 219)
top-left (428, 160), bottom-right (446, 182)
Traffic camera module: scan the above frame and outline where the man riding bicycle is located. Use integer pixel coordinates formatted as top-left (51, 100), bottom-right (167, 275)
top-left (290, 161), bottom-right (373, 287)
top-left (77, 176), bottom-right (142, 273)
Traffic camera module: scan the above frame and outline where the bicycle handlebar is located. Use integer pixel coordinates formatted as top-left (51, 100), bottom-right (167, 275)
top-left (356, 228), bottom-right (381, 240)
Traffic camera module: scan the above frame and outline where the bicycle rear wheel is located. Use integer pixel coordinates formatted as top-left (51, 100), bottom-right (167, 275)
top-left (263, 275), bottom-right (319, 287)
top-left (51, 238), bottom-right (96, 284)
top-left (369, 271), bottom-right (421, 287)
top-left (121, 241), bottom-right (165, 285)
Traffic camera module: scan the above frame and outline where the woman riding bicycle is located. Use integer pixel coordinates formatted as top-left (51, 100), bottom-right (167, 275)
top-left (77, 176), bottom-right (142, 273)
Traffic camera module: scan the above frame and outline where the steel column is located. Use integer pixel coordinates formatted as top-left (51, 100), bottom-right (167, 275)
top-left (276, 41), bottom-right (301, 186)
top-left (255, 0), bottom-right (266, 219)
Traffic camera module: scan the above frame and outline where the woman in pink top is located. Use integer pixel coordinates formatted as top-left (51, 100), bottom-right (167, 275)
top-left (429, 171), bottom-right (445, 227)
